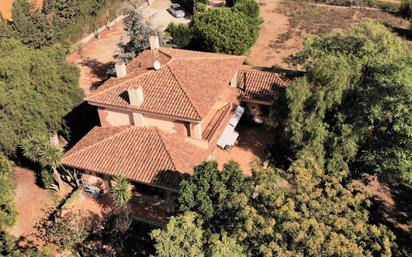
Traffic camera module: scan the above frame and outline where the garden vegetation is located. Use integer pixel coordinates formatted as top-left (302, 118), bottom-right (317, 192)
top-left (270, 20), bottom-right (412, 185)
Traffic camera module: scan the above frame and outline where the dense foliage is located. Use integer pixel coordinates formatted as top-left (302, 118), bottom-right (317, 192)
top-left (0, 154), bottom-right (17, 231)
top-left (232, 0), bottom-right (260, 19)
top-left (167, 0), bottom-right (260, 55)
top-left (6, 0), bottom-right (125, 48)
top-left (166, 22), bottom-right (194, 49)
top-left (192, 8), bottom-right (260, 55)
top-left (270, 20), bottom-right (412, 185)
top-left (0, 39), bottom-right (83, 157)
top-left (152, 159), bottom-right (395, 256)
top-left (11, 0), bottom-right (55, 48)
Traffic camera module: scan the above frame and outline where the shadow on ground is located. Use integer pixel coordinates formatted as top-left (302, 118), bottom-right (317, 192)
top-left (369, 183), bottom-right (412, 257)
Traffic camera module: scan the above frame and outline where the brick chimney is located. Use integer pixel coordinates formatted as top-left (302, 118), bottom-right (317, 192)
top-left (128, 87), bottom-right (144, 106)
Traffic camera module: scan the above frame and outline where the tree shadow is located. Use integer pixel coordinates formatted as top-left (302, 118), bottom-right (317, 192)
top-left (78, 218), bottom-right (158, 257)
top-left (387, 25), bottom-right (412, 41)
top-left (369, 183), bottom-right (412, 257)
top-left (63, 102), bottom-right (100, 149)
top-left (79, 58), bottom-right (115, 81)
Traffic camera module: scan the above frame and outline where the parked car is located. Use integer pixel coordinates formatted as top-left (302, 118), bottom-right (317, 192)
top-left (168, 3), bottom-right (185, 18)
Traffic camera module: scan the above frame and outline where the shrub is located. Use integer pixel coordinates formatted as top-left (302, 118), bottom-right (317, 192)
top-left (192, 8), bottom-right (260, 55)
top-left (401, 0), bottom-right (412, 17)
top-left (166, 22), bottom-right (194, 48)
top-left (41, 170), bottom-right (59, 191)
top-left (233, 0), bottom-right (260, 19)
top-left (110, 177), bottom-right (132, 209)
top-left (195, 2), bottom-right (207, 12)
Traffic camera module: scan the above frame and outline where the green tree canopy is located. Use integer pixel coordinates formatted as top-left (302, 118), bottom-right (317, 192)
top-left (232, 0), bottom-right (260, 19)
top-left (270, 20), bottom-right (412, 184)
top-left (11, 0), bottom-right (55, 48)
top-left (192, 8), bottom-right (260, 55)
top-left (0, 39), bottom-right (83, 157)
top-left (153, 158), bottom-right (395, 256)
top-left (0, 153), bottom-right (17, 231)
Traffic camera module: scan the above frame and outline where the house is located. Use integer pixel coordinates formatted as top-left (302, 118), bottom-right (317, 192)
top-left (62, 37), bottom-right (286, 193)
top-left (0, 0), bottom-right (43, 21)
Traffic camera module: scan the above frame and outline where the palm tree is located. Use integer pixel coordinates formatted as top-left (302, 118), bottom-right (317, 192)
top-left (110, 176), bottom-right (132, 209)
top-left (21, 135), bottom-right (63, 190)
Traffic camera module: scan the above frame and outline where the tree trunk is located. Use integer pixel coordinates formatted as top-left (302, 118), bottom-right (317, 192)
top-left (52, 168), bottom-right (61, 190)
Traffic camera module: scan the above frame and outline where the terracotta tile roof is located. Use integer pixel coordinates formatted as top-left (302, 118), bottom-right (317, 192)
top-left (86, 48), bottom-right (245, 121)
top-left (237, 66), bottom-right (287, 103)
top-left (63, 126), bottom-right (210, 190)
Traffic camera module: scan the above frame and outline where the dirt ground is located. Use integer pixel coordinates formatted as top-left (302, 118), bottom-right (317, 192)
top-left (363, 175), bottom-right (412, 256)
top-left (212, 124), bottom-right (273, 175)
top-left (66, 190), bottom-right (170, 224)
top-left (8, 167), bottom-right (71, 247)
top-left (247, 0), bottom-right (409, 68)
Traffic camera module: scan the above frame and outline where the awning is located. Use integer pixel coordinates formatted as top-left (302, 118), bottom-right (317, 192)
top-left (216, 106), bottom-right (244, 148)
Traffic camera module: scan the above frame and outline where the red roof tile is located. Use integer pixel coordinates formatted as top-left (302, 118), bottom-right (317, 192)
top-left (86, 48), bottom-right (245, 121)
top-left (62, 126), bottom-right (210, 190)
top-left (237, 66), bottom-right (287, 103)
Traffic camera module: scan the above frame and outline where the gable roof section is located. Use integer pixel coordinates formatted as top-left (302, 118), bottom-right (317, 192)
top-left (237, 66), bottom-right (288, 103)
top-left (62, 126), bottom-right (210, 190)
top-left (86, 48), bottom-right (245, 121)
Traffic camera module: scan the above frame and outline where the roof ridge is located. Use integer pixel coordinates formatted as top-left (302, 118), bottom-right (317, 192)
top-left (164, 63), bottom-right (203, 120)
top-left (63, 126), bottom-right (134, 159)
top-left (154, 128), bottom-right (178, 171)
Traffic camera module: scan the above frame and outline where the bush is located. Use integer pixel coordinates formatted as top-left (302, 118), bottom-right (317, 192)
top-left (195, 2), bottom-right (207, 12)
top-left (166, 22), bottom-right (194, 48)
top-left (401, 0), bottom-right (412, 17)
top-left (233, 0), bottom-right (260, 18)
top-left (192, 8), bottom-right (260, 55)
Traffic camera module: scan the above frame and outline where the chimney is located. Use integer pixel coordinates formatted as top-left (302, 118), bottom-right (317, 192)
top-left (115, 62), bottom-right (127, 78)
top-left (128, 87), bottom-right (144, 106)
top-left (149, 36), bottom-right (160, 50)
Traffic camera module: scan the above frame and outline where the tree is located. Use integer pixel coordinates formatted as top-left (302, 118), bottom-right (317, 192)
top-left (0, 154), bottom-right (17, 231)
top-left (119, 4), bottom-right (167, 62)
top-left (192, 8), bottom-right (259, 55)
top-left (166, 22), bottom-right (194, 49)
top-left (0, 39), bottom-right (83, 157)
top-left (232, 0), bottom-right (260, 19)
top-left (271, 20), bottom-right (412, 184)
top-left (153, 159), bottom-right (396, 256)
top-left (151, 212), bottom-right (205, 257)
top-left (110, 176), bottom-right (132, 209)
top-left (177, 161), bottom-right (245, 227)
top-left (11, 0), bottom-right (55, 48)
top-left (21, 135), bottom-right (63, 190)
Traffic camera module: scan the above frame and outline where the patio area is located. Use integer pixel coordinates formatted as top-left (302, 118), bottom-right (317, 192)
top-left (211, 121), bottom-right (274, 175)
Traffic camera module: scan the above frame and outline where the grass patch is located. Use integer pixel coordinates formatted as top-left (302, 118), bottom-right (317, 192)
top-left (62, 189), bottom-right (82, 210)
